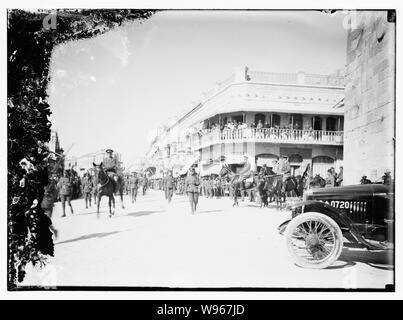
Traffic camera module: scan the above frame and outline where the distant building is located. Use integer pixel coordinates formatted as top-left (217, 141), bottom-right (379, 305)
top-left (65, 150), bottom-right (123, 176)
top-left (49, 130), bottom-right (62, 154)
top-left (47, 130), bottom-right (64, 174)
top-left (146, 67), bottom-right (345, 178)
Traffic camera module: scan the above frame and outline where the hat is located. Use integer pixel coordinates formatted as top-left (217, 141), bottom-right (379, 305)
top-left (105, 149), bottom-right (114, 153)
top-left (281, 154), bottom-right (288, 159)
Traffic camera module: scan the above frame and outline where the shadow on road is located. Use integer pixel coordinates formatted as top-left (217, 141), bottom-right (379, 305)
top-left (338, 245), bottom-right (394, 270)
top-left (55, 230), bottom-right (128, 246)
top-left (124, 210), bottom-right (166, 218)
top-left (197, 210), bottom-right (224, 215)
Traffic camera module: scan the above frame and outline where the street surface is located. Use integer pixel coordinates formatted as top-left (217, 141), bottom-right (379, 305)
top-left (21, 190), bottom-right (393, 289)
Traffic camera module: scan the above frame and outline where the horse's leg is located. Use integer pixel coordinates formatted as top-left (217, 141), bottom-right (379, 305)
top-left (112, 195), bottom-right (115, 215)
top-left (120, 190), bottom-right (125, 209)
top-left (97, 194), bottom-right (101, 218)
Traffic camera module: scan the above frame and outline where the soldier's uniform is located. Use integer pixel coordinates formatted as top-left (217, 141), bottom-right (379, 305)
top-left (82, 175), bottom-right (93, 208)
top-left (129, 174), bottom-right (139, 203)
top-left (103, 156), bottom-right (118, 174)
top-left (57, 174), bottom-right (74, 217)
top-left (238, 156), bottom-right (253, 189)
top-left (278, 156), bottom-right (291, 192)
top-left (103, 150), bottom-right (120, 193)
top-left (278, 157), bottom-right (291, 181)
top-left (163, 173), bottom-right (175, 203)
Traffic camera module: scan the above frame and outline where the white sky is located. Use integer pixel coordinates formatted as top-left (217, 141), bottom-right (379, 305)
top-left (48, 10), bottom-right (347, 166)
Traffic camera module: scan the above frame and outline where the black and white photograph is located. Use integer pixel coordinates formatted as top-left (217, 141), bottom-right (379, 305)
top-left (3, 2), bottom-right (400, 297)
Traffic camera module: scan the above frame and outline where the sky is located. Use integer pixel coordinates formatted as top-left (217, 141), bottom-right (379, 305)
top-left (48, 10), bottom-right (347, 167)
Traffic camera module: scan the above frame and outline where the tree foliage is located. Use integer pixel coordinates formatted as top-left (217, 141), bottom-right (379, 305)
top-left (8, 9), bottom-right (155, 288)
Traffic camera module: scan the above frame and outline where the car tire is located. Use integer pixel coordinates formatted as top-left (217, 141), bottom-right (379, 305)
top-left (285, 212), bottom-right (344, 269)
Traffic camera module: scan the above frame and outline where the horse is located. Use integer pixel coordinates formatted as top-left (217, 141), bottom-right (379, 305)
top-left (113, 174), bottom-right (125, 210)
top-left (263, 164), bottom-right (311, 210)
top-left (219, 164), bottom-right (256, 207)
top-left (93, 162), bottom-right (116, 218)
top-left (310, 174), bottom-right (326, 188)
top-left (255, 175), bottom-right (269, 208)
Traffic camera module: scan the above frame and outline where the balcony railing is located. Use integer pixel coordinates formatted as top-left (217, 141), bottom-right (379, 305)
top-left (191, 128), bottom-right (344, 150)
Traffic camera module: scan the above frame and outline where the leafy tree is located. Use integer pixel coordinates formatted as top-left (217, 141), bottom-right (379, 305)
top-left (8, 9), bottom-right (155, 288)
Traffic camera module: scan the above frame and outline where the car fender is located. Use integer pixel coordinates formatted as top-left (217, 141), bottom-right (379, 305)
top-left (291, 200), bottom-right (352, 229)
top-left (288, 200), bottom-right (387, 250)
top-left (278, 219), bottom-right (291, 235)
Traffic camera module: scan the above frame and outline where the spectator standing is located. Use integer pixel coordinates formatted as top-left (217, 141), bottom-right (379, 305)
top-left (325, 169), bottom-right (335, 188)
top-left (336, 166), bottom-right (343, 186)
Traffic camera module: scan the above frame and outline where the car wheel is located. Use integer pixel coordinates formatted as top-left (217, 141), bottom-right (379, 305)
top-left (284, 212), bottom-right (344, 269)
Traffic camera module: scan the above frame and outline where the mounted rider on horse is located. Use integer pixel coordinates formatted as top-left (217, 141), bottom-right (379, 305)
top-left (237, 154), bottom-right (254, 189)
top-left (103, 149), bottom-right (120, 192)
top-left (275, 155), bottom-right (292, 192)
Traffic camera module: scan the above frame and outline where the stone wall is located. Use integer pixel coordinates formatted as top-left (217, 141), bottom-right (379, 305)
top-left (344, 11), bottom-right (395, 184)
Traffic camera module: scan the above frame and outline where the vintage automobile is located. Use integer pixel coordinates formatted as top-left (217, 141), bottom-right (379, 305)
top-left (278, 183), bottom-right (394, 269)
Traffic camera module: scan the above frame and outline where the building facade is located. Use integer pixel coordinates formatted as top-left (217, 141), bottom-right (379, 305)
top-left (146, 68), bottom-right (345, 178)
top-left (343, 11), bottom-right (395, 184)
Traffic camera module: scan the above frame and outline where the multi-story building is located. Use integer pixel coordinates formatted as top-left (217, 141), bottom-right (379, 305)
top-left (146, 67), bottom-right (345, 178)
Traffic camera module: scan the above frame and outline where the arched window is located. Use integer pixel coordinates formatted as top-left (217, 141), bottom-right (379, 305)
top-left (254, 113), bottom-right (265, 125)
top-left (312, 156), bottom-right (334, 178)
top-left (272, 114), bottom-right (281, 127)
top-left (326, 117), bottom-right (337, 131)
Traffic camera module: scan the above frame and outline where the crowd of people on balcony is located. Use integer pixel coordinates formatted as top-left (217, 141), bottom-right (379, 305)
top-left (191, 118), bottom-right (340, 143)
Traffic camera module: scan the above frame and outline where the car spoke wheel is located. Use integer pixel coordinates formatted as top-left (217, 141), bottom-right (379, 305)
top-left (285, 212), bottom-right (343, 269)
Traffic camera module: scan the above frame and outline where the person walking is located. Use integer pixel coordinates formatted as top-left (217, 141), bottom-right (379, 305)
top-left (130, 172), bottom-right (139, 203)
top-left (58, 170), bottom-right (74, 217)
top-left (185, 167), bottom-right (200, 214)
top-left (142, 174), bottom-right (148, 195)
top-left (164, 170), bottom-right (175, 203)
top-left (82, 172), bottom-right (93, 209)
top-left (41, 173), bottom-right (59, 238)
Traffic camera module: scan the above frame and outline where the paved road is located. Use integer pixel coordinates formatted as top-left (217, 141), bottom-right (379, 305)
top-left (21, 190), bottom-right (394, 289)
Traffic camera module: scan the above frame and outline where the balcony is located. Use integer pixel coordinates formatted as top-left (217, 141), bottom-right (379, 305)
top-left (191, 128), bottom-right (344, 150)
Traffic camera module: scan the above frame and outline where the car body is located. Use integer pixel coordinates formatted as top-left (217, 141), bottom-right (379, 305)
top-left (278, 183), bottom-right (394, 268)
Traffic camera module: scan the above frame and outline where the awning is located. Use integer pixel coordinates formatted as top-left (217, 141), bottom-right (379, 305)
top-left (200, 163), bottom-right (222, 176)
top-left (224, 153), bottom-right (256, 171)
top-left (179, 157), bottom-right (199, 175)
